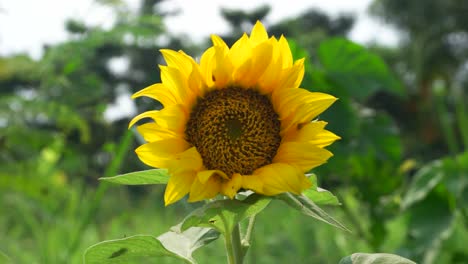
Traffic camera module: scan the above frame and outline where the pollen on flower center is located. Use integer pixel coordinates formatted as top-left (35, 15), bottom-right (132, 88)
top-left (185, 87), bottom-right (282, 177)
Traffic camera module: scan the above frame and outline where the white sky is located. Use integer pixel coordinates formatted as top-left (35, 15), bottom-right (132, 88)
top-left (0, 0), bottom-right (399, 59)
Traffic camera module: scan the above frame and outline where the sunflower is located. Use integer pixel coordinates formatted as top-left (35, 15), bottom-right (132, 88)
top-left (129, 21), bottom-right (340, 206)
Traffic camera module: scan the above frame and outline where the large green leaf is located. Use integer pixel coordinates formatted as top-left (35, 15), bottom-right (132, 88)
top-left (318, 38), bottom-right (402, 100)
top-left (403, 192), bottom-right (455, 263)
top-left (180, 195), bottom-right (271, 235)
top-left (83, 235), bottom-right (188, 264)
top-left (278, 193), bottom-right (349, 231)
top-left (84, 227), bottom-right (219, 264)
top-left (99, 169), bottom-right (169, 185)
top-left (339, 253), bottom-right (416, 264)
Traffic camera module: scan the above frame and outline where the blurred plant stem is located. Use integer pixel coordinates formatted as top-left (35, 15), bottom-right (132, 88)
top-left (242, 215), bottom-right (256, 248)
top-left (454, 89), bottom-right (468, 150)
top-left (225, 223), bottom-right (244, 264)
top-left (65, 129), bottom-right (134, 258)
top-left (435, 93), bottom-right (459, 155)
top-left (340, 197), bottom-right (371, 247)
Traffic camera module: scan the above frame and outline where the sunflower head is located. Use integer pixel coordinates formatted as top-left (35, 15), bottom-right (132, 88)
top-left (130, 21), bottom-right (340, 206)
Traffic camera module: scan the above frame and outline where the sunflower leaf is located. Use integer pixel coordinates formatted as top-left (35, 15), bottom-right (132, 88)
top-left (84, 228), bottom-right (218, 264)
top-left (99, 169), bottom-right (169, 185)
top-left (304, 174), bottom-right (341, 206)
top-left (303, 187), bottom-right (341, 206)
top-left (180, 195), bottom-right (271, 235)
top-left (339, 253), bottom-right (416, 264)
top-left (278, 193), bottom-right (349, 232)
top-left (83, 235), bottom-right (190, 264)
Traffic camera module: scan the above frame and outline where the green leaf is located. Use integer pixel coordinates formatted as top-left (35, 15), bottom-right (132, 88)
top-left (83, 235), bottom-right (188, 264)
top-left (278, 193), bottom-right (349, 231)
top-left (303, 174), bottom-right (340, 206)
top-left (158, 227), bottom-right (220, 263)
top-left (339, 253), bottom-right (416, 264)
top-left (403, 192), bottom-right (455, 263)
top-left (99, 169), bottom-right (169, 185)
top-left (401, 159), bottom-right (444, 209)
top-left (180, 195), bottom-right (271, 235)
top-left (443, 151), bottom-right (468, 197)
top-left (84, 228), bottom-right (220, 264)
top-left (401, 151), bottom-right (468, 209)
top-left (318, 38), bottom-right (402, 100)
top-left (303, 187), bottom-right (340, 206)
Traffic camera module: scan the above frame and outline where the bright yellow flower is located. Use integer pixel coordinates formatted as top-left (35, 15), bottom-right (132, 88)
top-left (130, 21), bottom-right (340, 206)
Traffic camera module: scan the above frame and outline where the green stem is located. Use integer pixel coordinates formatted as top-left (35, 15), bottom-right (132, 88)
top-left (435, 95), bottom-right (458, 154)
top-left (231, 224), bottom-right (244, 263)
top-left (224, 223), bottom-right (244, 264)
top-left (341, 198), bottom-right (369, 244)
top-left (242, 215), bottom-right (257, 248)
top-left (454, 89), bottom-right (468, 150)
top-left (224, 228), bottom-right (236, 264)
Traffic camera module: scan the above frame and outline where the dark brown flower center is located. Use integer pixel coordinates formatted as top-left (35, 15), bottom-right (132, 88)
top-left (185, 86), bottom-right (281, 176)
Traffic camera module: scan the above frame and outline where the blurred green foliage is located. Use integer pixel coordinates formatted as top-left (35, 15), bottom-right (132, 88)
top-left (1, 0), bottom-right (468, 263)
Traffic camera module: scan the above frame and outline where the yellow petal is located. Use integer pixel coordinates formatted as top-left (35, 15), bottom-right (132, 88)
top-left (294, 122), bottom-right (341, 147)
top-left (282, 100), bottom-right (337, 134)
top-left (129, 104), bottom-right (188, 132)
top-left (241, 174), bottom-right (264, 194)
top-left (135, 139), bottom-right (189, 168)
top-left (187, 60), bottom-right (205, 95)
top-left (167, 147), bottom-right (204, 174)
top-left (169, 50), bottom-right (205, 95)
top-left (273, 142), bottom-right (333, 172)
top-left (131, 83), bottom-right (178, 107)
top-left (243, 41), bottom-right (273, 88)
top-left (197, 170), bottom-right (229, 184)
top-left (272, 89), bottom-right (335, 120)
top-left (272, 89), bottom-right (337, 134)
top-left (250, 21), bottom-right (268, 45)
top-left (258, 37), bottom-right (283, 93)
top-left (212, 45), bottom-right (232, 88)
top-left (188, 176), bottom-right (221, 202)
top-left (160, 49), bottom-right (193, 78)
top-left (164, 170), bottom-right (196, 206)
top-left (229, 34), bottom-right (254, 86)
top-left (221, 173), bottom-right (243, 199)
top-left (200, 47), bottom-right (216, 88)
top-left (229, 33), bottom-right (251, 68)
top-left (129, 110), bottom-right (159, 128)
top-left (283, 120), bottom-right (327, 142)
top-left (136, 122), bottom-right (179, 142)
top-left (211, 34), bottom-right (228, 48)
top-left (276, 58), bottom-right (305, 91)
top-left (278, 36), bottom-right (293, 68)
top-left (254, 163), bottom-right (305, 195)
top-left (160, 65), bottom-right (193, 104)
